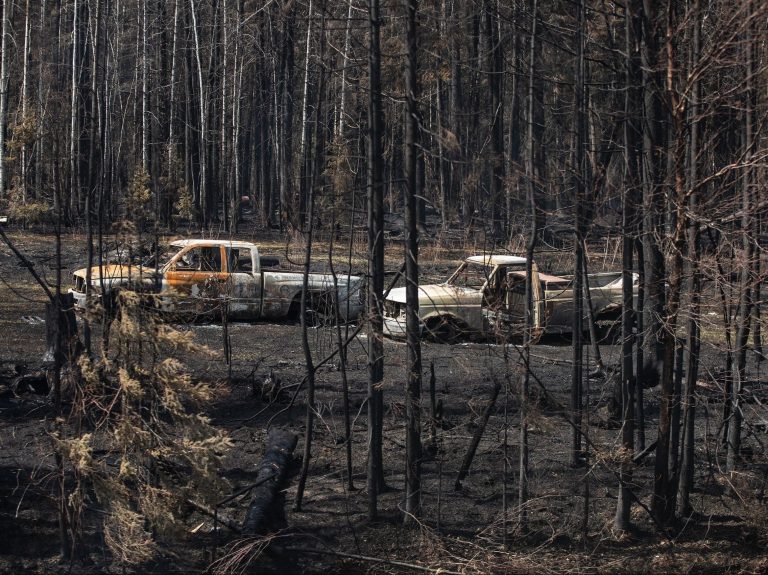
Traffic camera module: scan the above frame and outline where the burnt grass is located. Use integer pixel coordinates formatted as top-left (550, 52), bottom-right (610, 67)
top-left (2, 229), bottom-right (768, 574)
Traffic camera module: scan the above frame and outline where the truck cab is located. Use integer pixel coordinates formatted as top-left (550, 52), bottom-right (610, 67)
top-left (383, 255), bottom-right (539, 342)
top-left (159, 240), bottom-right (263, 319)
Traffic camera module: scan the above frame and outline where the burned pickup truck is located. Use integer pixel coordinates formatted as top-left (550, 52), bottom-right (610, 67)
top-left (69, 239), bottom-right (364, 322)
top-left (382, 255), bottom-right (637, 342)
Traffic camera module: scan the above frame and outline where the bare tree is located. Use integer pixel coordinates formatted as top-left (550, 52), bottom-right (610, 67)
top-left (640, 0), bottom-right (666, 393)
top-left (403, 0), bottom-right (422, 524)
top-left (726, 0), bottom-right (757, 473)
top-left (677, 0), bottom-right (702, 518)
top-left (367, 0), bottom-right (386, 520)
top-left (614, 0), bottom-right (642, 534)
top-left (519, 0), bottom-right (538, 530)
top-left (19, 0), bottom-right (31, 202)
top-left (569, 0), bottom-right (585, 470)
top-left (0, 0), bottom-right (12, 201)
top-left (278, 3), bottom-right (295, 229)
top-left (486, 0), bottom-right (503, 236)
top-left (188, 0), bottom-right (208, 226)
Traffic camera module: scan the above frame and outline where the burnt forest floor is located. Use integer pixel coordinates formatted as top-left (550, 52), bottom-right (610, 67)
top-left (1, 227), bottom-right (768, 574)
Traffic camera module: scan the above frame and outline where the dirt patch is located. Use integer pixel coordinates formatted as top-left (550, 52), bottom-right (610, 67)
top-left (1, 230), bottom-right (767, 574)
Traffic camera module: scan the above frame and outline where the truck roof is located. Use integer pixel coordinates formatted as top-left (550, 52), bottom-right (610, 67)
top-left (170, 239), bottom-right (258, 250)
top-left (466, 254), bottom-right (527, 266)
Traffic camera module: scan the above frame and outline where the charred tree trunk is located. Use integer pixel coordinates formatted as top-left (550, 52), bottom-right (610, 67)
top-left (0, 0), bottom-right (12, 201)
top-left (520, 0), bottom-right (538, 530)
top-left (486, 0), bottom-right (503, 236)
top-left (652, 1), bottom-right (687, 525)
top-left (294, 14), bottom-right (327, 511)
top-left (167, 0), bottom-right (180, 226)
top-left (614, 185), bottom-right (637, 532)
top-left (615, 0), bottom-right (642, 532)
top-left (188, 0), bottom-right (208, 227)
top-left (69, 0), bottom-right (82, 222)
top-left (329, 232), bottom-right (355, 491)
top-left (403, 0), bottom-right (423, 524)
top-left (140, 0), bottom-right (149, 172)
top-left (447, 0), bottom-right (462, 230)
top-left (581, 259), bottom-right (606, 376)
top-left (278, 5), bottom-right (295, 229)
top-left (570, 0), bottom-right (586, 468)
top-left (367, 0), bottom-right (386, 520)
top-left (726, 6), bottom-right (756, 472)
top-left (20, 0), bottom-right (31, 202)
top-left (640, 0), bottom-right (666, 391)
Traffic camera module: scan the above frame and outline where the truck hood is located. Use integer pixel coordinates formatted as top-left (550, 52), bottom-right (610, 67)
top-left (73, 264), bottom-right (156, 282)
top-left (386, 284), bottom-right (482, 307)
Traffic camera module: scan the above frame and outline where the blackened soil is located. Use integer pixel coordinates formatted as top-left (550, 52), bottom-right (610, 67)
top-left (1, 230), bottom-right (768, 574)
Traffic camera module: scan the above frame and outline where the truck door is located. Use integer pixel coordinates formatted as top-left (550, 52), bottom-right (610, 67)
top-left (225, 246), bottom-right (262, 319)
top-left (503, 264), bottom-right (544, 342)
top-left (530, 262), bottom-right (544, 342)
top-left (164, 245), bottom-right (228, 317)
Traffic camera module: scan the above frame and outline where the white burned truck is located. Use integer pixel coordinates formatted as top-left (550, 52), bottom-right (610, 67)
top-left (382, 255), bottom-right (636, 342)
top-left (70, 239), bottom-right (364, 322)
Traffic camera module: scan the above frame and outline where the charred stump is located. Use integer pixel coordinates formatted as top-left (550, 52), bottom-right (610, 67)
top-left (12, 371), bottom-right (50, 395)
top-left (44, 293), bottom-right (82, 366)
top-left (43, 293), bottom-right (82, 403)
top-left (242, 428), bottom-right (299, 535)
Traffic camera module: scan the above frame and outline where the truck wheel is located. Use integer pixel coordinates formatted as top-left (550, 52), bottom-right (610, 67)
top-left (426, 317), bottom-right (461, 344)
top-left (290, 293), bottom-right (334, 327)
top-left (308, 293), bottom-right (335, 327)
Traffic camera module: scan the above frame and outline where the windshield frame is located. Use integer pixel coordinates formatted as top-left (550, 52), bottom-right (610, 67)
top-left (445, 261), bottom-right (498, 290)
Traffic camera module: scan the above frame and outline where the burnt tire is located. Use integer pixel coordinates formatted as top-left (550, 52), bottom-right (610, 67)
top-left (425, 316), bottom-right (464, 344)
top-left (290, 292), bottom-right (335, 327)
top-left (308, 292), bottom-right (336, 327)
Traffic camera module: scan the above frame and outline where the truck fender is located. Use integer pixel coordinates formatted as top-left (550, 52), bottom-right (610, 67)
top-left (288, 289), bottom-right (336, 325)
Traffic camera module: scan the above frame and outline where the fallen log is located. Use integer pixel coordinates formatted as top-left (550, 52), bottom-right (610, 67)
top-left (454, 381), bottom-right (501, 490)
top-left (633, 438), bottom-right (658, 464)
top-left (287, 547), bottom-right (465, 575)
top-left (242, 428), bottom-right (298, 535)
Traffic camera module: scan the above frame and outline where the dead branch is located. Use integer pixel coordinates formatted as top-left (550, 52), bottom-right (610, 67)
top-left (454, 380), bottom-right (502, 490)
top-left (0, 223), bottom-right (54, 302)
top-left (186, 499), bottom-right (242, 534)
top-left (285, 546), bottom-right (466, 575)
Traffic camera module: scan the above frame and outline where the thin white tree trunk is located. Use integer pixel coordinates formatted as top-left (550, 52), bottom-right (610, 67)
top-left (141, 0), bottom-right (148, 172)
top-left (298, 0), bottom-right (313, 169)
top-left (520, 0), bottom-right (538, 530)
top-left (36, 0), bottom-right (46, 198)
top-left (231, 0), bottom-right (243, 230)
top-left (20, 0), bottom-right (31, 202)
top-left (272, 62), bottom-right (280, 225)
top-left (168, 0), bottom-right (179, 174)
top-left (336, 0), bottom-right (354, 138)
top-left (403, 0), bottom-right (422, 523)
top-left (0, 0), bottom-right (10, 201)
top-left (221, 0), bottom-right (229, 227)
top-left (70, 0), bottom-right (80, 216)
top-left (189, 0), bottom-right (207, 224)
